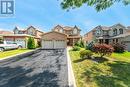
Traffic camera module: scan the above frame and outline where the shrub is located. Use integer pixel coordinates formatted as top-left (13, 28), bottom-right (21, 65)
top-left (27, 37), bottom-right (36, 49)
top-left (74, 41), bottom-right (80, 47)
top-left (74, 40), bottom-right (85, 48)
top-left (72, 46), bottom-right (80, 51)
top-left (86, 42), bottom-right (94, 51)
top-left (112, 43), bottom-right (125, 53)
top-left (93, 44), bottom-right (114, 58)
top-left (80, 50), bottom-right (93, 59)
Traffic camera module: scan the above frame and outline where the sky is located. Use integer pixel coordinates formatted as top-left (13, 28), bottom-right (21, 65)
top-left (0, 0), bottom-right (130, 35)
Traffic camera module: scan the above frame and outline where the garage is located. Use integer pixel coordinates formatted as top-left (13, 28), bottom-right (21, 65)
top-left (41, 31), bottom-right (67, 49)
top-left (124, 41), bottom-right (130, 52)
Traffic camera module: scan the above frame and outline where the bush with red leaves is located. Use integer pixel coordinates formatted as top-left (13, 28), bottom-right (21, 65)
top-left (112, 43), bottom-right (125, 53)
top-left (93, 44), bottom-right (114, 58)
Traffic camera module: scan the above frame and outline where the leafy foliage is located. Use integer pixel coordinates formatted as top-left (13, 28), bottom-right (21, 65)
top-left (27, 37), bottom-right (36, 49)
top-left (74, 40), bottom-right (85, 48)
top-left (93, 44), bottom-right (114, 58)
top-left (61, 0), bottom-right (130, 11)
top-left (86, 41), bottom-right (94, 51)
top-left (72, 46), bottom-right (80, 51)
top-left (80, 50), bottom-right (93, 59)
top-left (112, 43), bottom-right (125, 53)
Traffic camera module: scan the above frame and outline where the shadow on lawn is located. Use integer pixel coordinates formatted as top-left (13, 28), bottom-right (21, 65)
top-left (83, 61), bottom-right (130, 87)
top-left (73, 56), bottom-right (108, 63)
top-left (0, 66), bottom-right (59, 87)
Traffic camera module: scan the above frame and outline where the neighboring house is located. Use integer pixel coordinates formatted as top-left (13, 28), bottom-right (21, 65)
top-left (13, 26), bottom-right (43, 40)
top-left (0, 31), bottom-right (13, 43)
top-left (13, 26), bottom-right (44, 47)
top-left (52, 25), bottom-right (81, 46)
top-left (84, 23), bottom-right (130, 51)
top-left (0, 26), bottom-right (44, 48)
top-left (0, 34), bottom-right (35, 48)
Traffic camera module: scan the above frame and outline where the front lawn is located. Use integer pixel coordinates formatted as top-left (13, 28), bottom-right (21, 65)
top-left (0, 49), bottom-right (33, 59)
top-left (69, 50), bottom-right (130, 87)
top-left (110, 52), bottom-right (130, 62)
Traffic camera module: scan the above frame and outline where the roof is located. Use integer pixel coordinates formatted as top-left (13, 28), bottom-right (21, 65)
top-left (0, 31), bottom-right (13, 34)
top-left (42, 31), bottom-right (67, 36)
top-left (112, 33), bottom-right (130, 38)
top-left (110, 23), bottom-right (126, 28)
top-left (63, 26), bottom-right (73, 31)
top-left (53, 25), bottom-right (81, 31)
top-left (0, 34), bottom-right (34, 37)
top-left (100, 26), bottom-right (110, 30)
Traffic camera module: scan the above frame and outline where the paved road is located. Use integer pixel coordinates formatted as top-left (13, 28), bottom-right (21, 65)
top-left (0, 49), bottom-right (68, 87)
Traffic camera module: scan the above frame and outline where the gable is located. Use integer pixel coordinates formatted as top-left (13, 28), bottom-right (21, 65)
top-left (42, 32), bottom-right (67, 40)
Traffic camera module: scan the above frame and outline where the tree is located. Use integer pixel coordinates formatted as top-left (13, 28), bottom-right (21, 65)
top-left (61, 0), bottom-right (130, 11)
top-left (27, 37), bottom-right (36, 49)
top-left (112, 43), bottom-right (125, 53)
top-left (93, 44), bottom-right (114, 58)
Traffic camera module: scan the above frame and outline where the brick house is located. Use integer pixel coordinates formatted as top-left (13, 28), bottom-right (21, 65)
top-left (84, 23), bottom-right (130, 51)
top-left (0, 26), bottom-right (44, 48)
top-left (52, 25), bottom-right (81, 46)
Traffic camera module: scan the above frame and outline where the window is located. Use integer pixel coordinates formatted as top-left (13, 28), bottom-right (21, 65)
top-left (15, 30), bottom-right (19, 34)
top-left (96, 30), bottom-right (101, 35)
top-left (59, 29), bottom-right (63, 33)
top-left (116, 39), bottom-right (118, 43)
top-left (113, 29), bottom-right (117, 36)
top-left (119, 28), bottom-right (123, 34)
top-left (73, 29), bottom-right (77, 34)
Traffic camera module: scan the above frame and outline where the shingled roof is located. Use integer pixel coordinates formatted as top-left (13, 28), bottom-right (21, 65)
top-left (0, 30), bottom-right (13, 34)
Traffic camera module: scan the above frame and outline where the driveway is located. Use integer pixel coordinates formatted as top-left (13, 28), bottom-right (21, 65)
top-left (0, 49), bottom-right (68, 87)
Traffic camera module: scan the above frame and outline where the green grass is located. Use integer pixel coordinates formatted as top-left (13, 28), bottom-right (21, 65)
top-left (110, 52), bottom-right (130, 62)
top-left (69, 50), bottom-right (130, 87)
top-left (0, 49), bottom-right (33, 59)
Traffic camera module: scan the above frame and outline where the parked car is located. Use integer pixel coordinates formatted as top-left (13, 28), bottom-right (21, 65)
top-left (0, 41), bottom-right (22, 52)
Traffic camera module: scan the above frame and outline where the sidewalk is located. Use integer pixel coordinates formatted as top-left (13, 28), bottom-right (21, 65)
top-left (67, 47), bottom-right (77, 87)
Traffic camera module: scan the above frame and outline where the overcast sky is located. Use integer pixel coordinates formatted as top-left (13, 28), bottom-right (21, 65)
top-left (0, 0), bottom-right (130, 35)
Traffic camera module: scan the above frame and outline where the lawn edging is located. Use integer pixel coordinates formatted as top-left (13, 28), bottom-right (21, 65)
top-left (67, 47), bottom-right (77, 87)
top-left (0, 48), bottom-right (40, 62)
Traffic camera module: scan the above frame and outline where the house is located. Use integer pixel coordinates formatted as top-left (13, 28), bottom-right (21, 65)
top-left (0, 30), bottom-right (13, 43)
top-left (0, 34), bottom-right (35, 48)
top-left (0, 26), bottom-right (44, 48)
top-left (84, 23), bottom-right (130, 51)
top-left (13, 26), bottom-right (43, 47)
top-left (41, 31), bottom-right (67, 49)
top-left (52, 25), bottom-right (81, 46)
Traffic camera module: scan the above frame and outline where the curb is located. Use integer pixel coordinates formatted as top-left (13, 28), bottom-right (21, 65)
top-left (67, 47), bottom-right (77, 87)
top-left (0, 48), bottom-right (40, 62)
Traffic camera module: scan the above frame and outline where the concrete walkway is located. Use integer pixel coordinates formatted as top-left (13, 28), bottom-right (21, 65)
top-left (67, 47), bottom-right (77, 87)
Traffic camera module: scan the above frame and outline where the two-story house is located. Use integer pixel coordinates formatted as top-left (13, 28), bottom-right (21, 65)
top-left (1, 26), bottom-right (44, 48)
top-left (52, 25), bottom-right (81, 46)
top-left (84, 23), bottom-right (130, 51)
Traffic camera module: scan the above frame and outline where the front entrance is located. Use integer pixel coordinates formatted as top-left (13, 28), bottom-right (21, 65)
top-left (67, 38), bottom-right (80, 46)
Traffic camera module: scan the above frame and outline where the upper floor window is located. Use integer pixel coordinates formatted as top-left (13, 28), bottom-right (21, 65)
top-left (113, 29), bottom-right (117, 36)
top-left (19, 31), bottom-right (23, 34)
top-left (119, 28), bottom-right (123, 34)
top-left (96, 30), bottom-right (101, 35)
top-left (14, 30), bottom-right (19, 34)
top-left (73, 29), bottom-right (77, 34)
top-left (28, 29), bottom-right (35, 35)
top-left (59, 29), bottom-right (63, 33)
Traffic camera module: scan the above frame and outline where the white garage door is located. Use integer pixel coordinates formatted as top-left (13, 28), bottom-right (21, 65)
top-left (125, 42), bottom-right (130, 52)
top-left (15, 39), bottom-right (26, 48)
top-left (42, 40), bottom-right (66, 49)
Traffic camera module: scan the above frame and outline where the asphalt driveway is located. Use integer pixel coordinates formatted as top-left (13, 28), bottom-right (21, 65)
top-left (0, 49), bottom-right (68, 87)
